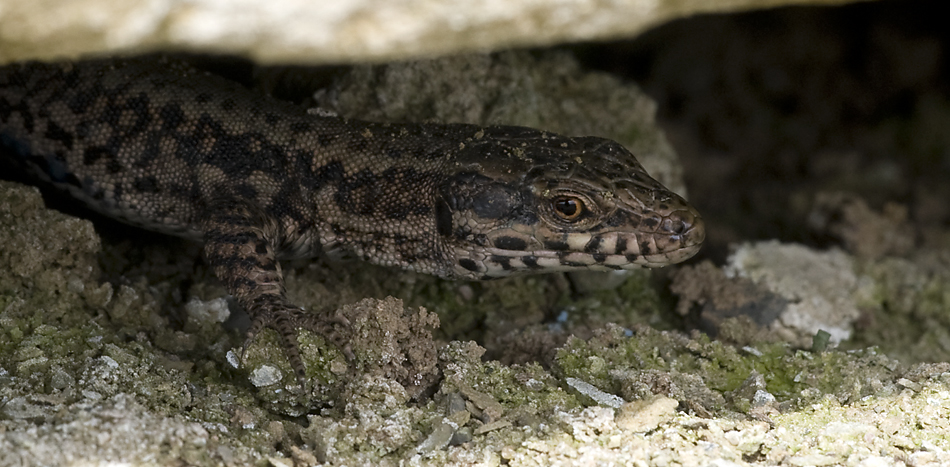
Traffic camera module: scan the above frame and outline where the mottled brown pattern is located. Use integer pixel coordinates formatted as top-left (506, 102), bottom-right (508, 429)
top-left (0, 57), bottom-right (704, 384)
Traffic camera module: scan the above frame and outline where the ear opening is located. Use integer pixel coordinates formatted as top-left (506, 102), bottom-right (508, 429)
top-left (435, 197), bottom-right (453, 237)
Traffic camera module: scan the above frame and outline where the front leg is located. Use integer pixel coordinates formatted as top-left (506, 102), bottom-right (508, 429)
top-left (200, 199), bottom-right (348, 386)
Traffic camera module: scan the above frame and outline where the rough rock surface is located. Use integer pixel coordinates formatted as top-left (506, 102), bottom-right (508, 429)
top-left (0, 0), bottom-right (867, 64)
top-left (672, 241), bottom-right (870, 347)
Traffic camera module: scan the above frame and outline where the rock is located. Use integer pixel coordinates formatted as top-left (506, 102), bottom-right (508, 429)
top-left (725, 241), bottom-right (865, 346)
top-left (566, 377), bottom-right (624, 409)
top-left (0, 0), bottom-right (868, 64)
top-left (673, 241), bottom-right (869, 347)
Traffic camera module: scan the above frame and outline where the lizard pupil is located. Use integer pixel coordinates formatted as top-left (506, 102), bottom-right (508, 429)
top-left (553, 196), bottom-right (583, 220)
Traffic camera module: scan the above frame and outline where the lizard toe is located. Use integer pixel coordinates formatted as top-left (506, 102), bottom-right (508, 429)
top-left (240, 304), bottom-right (353, 388)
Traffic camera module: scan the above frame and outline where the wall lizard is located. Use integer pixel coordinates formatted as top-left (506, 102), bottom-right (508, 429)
top-left (0, 57), bottom-right (704, 385)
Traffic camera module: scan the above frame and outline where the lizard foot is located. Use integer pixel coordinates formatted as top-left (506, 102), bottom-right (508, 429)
top-left (241, 304), bottom-right (352, 388)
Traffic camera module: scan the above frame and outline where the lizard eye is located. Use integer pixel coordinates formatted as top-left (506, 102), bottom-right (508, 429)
top-left (552, 196), bottom-right (585, 221)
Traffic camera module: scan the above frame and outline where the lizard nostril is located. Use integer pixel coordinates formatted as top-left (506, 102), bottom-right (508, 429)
top-left (664, 210), bottom-right (700, 236)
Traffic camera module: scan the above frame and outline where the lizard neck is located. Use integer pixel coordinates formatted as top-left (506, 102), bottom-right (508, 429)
top-left (296, 120), bottom-right (463, 277)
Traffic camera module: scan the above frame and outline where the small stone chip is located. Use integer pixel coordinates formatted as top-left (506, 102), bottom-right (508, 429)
top-left (896, 378), bottom-right (921, 392)
top-left (473, 419), bottom-right (512, 435)
top-left (266, 456), bottom-right (293, 467)
top-left (448, 409), bottom-right (471, 426)
top-left (565, 377), bottom-right (624, 408)
top-left (226, 350), bottom-right (241, 368)
top-left (416, 418), bottom-right (457, 454)
top-left (290, 446), bottom-right (318, 466)
top-left (459, 384), bottom-right (504, 422)
top-left (249, 365), bottom-right (283, 387)
top-left (450, 427), bottom-right (473, 445)
top-left (752, 389), bottom-right (776, 407)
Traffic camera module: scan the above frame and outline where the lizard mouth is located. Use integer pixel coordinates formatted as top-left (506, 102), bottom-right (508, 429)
top-left (451, 208), bottom-right (705, 279)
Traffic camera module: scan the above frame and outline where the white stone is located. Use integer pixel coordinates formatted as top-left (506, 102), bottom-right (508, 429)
top-left (0, 0), bottom-right (870, 64)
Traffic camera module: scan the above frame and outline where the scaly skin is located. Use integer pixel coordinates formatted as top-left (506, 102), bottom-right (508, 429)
top-left (0, 57), bottom-right (704, 384)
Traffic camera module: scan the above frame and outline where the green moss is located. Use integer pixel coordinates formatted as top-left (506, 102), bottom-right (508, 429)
top-left (553, 324), bottom-right (902, 414)
top-left (844, 257), bottom-right (950, 364)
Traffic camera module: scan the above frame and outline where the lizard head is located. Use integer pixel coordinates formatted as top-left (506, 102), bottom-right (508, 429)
top-left (436, 126), bottom-right (704, 279)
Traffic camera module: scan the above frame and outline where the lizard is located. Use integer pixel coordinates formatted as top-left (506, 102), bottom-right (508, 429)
top-left (0, 56), bottom-right (705, 385)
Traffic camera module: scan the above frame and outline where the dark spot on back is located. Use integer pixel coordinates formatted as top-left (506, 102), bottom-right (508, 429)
top-left (133, 176), bottom-right (160, 193)
top-left (543, 240), bottom-right (569, 251)
top-left (347, 137), bottom-right (369, 153)
top-left (382, 201), bottom-right (420, 220)
top-left (195, 92), bottom-right (213, 103)
top-left (290, 121), bottom-right (312, 134)
top-left (333, 167), bottom-right (377, 215)
top-left (317, 134), bottom-right (334, 147)
top-left (235, 183), bottom-right (257, 200)
top-left (44, 121), bottom-right (73, 150)
top-left (220, 98), bottom-right (236, 111)
top-left (0, 98), bottom-right (35, 132)
top-left (67, 88), bottom-right (97, 115)
top-left (106, 159), bottom-right (124, 174)
top-left (159, 103), bottom-right (185, 130)
top-left (412, 204), bottom-right (431, 216)
top-left (308, 160), bottom-right (345, 188)
top-left (522, 256), bottom-right (540, 269)
top-left (83, 146), bottom-right (111, 165)
top-left (121, 93), bottom-right (152, 136)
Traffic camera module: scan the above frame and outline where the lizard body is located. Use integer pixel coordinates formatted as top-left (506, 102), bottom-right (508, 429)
top-left (0, 57), bottom-right (704, 383)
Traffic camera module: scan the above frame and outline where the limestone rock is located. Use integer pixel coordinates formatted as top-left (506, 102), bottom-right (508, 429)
top-left (1, 0), bottom-right (869, 64)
